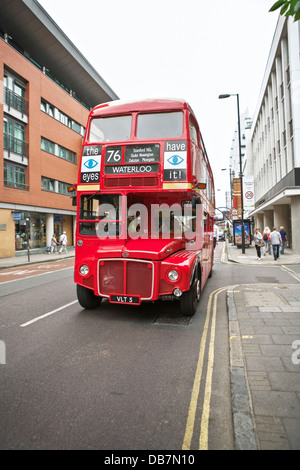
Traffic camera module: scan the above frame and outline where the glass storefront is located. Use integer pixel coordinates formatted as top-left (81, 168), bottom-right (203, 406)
top-left (13, 212), bottom-right (70, 252)
top-left (14, 212), bottom-right (46, 250)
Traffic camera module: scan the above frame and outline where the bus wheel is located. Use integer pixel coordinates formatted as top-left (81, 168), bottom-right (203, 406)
top-left (180, 273), bottom-right (201, 317)
top-left (77, 284), bottom-right (102, 309)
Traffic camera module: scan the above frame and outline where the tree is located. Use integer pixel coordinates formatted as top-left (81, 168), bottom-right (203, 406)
top-left (269, 0), bottom-right (300, 21)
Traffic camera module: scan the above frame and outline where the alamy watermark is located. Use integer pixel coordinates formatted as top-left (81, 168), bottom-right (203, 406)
top-left (292, 340), bottom-right (300, 365)
top-left (80, 196), bottom-right (205, 250)
top-left (0, 340), bottom-right (6, 365)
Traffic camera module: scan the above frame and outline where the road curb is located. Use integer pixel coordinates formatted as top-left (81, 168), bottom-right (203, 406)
top-left (227, 288), bottom-right (258, 450)
top-left (0, 254), bottom-right (75, 270)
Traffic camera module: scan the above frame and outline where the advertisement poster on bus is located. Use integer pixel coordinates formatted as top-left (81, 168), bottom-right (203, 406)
top-left (233, 220), bottom-right (251, 246)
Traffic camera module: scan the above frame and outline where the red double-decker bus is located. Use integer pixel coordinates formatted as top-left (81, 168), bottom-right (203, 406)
top-left (73, 99), bottom-right (215, 316)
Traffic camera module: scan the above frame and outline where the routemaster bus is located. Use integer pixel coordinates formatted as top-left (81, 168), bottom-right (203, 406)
top-left (72, 99), bottom-right (215, 316)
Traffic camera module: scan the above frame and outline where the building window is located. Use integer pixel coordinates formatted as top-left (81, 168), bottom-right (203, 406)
top-left (3, 69), bottom-right (28, 115)
top-left (41, 176), bottom-right (73, 195)
top-left (57, 181), bottom-right (69, 195)
top-left (4, 162), bottom-right (27, 190)
top-left (3, 117), bottom-right (27, 156)
top-left (41, 137), bottom-right (76, 163)
top-left (41, 137), bottom-right (55, 154)
top-left (41, 99), bottom-right (54, 117)
top-left (41, 177), bottom-right (55, 192)
top-left (57, 146), bottom-right (75, 163)
top-left (41, 98), bottom-right (85, 136)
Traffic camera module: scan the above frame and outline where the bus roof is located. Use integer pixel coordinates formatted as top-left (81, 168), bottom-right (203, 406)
top-left (91, 98), bottom-right (192, 117)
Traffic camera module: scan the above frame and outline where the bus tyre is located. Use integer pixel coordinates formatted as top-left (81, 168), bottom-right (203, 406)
top-left (77, 284), bottom-right (102, 309)
top-left (180, 272), bottom-right (201, 317)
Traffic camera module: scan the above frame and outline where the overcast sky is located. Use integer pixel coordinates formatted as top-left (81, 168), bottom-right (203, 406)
top-left (39, 0), bottom-right (279, 208)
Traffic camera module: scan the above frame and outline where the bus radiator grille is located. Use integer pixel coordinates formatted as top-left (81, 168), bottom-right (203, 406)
top-left (98, 259), bottom-right (153, 299)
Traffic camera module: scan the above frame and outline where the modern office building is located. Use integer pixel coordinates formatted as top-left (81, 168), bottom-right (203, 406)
top-left (0, 0), bottom-right (118, 258)
top-left (0, 0), bottom-right (119, 258)
top-left (247, 16), bottom-right (300, 253)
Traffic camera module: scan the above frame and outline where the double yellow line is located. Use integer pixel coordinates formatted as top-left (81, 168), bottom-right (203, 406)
top-left (182, 286), bottom-right (229, 450)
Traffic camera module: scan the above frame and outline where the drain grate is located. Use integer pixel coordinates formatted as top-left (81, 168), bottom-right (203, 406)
top-left (154, 312), bottom-right (191, 325)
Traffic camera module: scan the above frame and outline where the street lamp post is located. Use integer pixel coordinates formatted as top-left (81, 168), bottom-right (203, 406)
top-left (219, 93), bottom-right (245, 254)
top-left (221, 167), bottom-right (233, 210)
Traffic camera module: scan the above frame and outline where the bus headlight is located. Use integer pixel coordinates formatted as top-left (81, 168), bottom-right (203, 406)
top-left (80, 264), bottom-right (89, 276)
top-left (168, 269), bottom-right (179, 281)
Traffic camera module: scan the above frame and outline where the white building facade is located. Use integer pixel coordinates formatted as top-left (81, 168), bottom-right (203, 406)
top-left (247, 16), bottom-right (300, 253)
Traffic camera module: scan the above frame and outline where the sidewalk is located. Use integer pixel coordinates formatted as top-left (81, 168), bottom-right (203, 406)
top-left (0, 247), bottom-right (75, 269)
top-left (226, 240), bottom-right (300, 266)
top-left (225, 241), bottom-right (300, 449)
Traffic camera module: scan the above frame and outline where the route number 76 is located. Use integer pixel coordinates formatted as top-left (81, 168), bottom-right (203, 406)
top-left (105, 147), bottom-right (122, 164)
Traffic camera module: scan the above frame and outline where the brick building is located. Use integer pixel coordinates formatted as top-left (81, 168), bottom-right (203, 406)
top-left (0, 0), bottom-right (118, 258)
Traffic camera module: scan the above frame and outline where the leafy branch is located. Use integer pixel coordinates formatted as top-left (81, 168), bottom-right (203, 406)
top-left (269, 0), bottom-right (300, 21)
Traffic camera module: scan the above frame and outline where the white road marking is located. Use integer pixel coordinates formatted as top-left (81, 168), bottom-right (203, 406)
top-left (0, 266), bottom-right (73, 285)
top-left (20, 300), bottom-right (78, 327)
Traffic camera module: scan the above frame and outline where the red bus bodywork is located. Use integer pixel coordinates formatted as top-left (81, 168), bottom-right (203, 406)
top-left (74, 99), bottom-right (215, 316)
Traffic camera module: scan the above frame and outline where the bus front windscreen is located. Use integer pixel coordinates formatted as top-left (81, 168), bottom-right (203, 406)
top-left (89, 116), bottom-right (131, 142)
top-left (136, 112), bottom-right (183, 139)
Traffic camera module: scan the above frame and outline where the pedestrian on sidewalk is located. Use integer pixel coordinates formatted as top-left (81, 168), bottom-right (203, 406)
top-left (262, 227), bottom-right (271, 256)
top-left (279, 226), bottom-right (288, 254)
top-left (59, 231), bottom-right (68, 254)
top-left (51, 234), bottom-right (59, 254)
top-left (254, 227), bottom-right (263, 260)
top-left (213, 223), bottom-right (219, 249)
top-left (270, 227), bottom-right (282, 261)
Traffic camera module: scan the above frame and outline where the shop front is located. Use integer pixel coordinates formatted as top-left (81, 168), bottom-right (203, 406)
top-left (0, 207), bottom-right (75, 259)
top-left (14, 211), bottom-right (46, 251)
top-left (13, 212), bottom-right (71, 252)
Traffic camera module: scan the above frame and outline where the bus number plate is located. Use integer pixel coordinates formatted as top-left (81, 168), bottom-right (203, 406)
top-left (110, 295), bottom-right (140, 305)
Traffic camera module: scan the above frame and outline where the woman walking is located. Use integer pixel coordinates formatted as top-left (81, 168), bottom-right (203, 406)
top-left (254, 227), bottom-right (263, 261)
top-left (262, 227), bottom-right (271, 256)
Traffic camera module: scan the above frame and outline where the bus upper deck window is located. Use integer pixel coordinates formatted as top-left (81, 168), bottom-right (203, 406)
top-left (136, 112), bottom-right (183, 139)
top-left (89, 115), bottom-right (132, 142)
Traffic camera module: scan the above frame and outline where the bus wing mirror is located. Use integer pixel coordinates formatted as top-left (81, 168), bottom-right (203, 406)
top-left (192, 196), bottom-right (201, 208)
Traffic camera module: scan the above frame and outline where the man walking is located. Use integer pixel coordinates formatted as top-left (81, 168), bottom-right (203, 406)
top-left (59, 231), bottom-right (68, 254)
top-left (270, 227), bottom-right (282, 261)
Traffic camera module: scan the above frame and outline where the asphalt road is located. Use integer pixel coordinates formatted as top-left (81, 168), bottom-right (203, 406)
top-left (0, 244), bottom-right (298, 450)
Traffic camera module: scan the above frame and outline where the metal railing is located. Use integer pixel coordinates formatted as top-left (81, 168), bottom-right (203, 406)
top-left (4, 87), bottom-right (29, 115)
top-left (3, 133), bottom-right (29, 158)
top-left (3, 179), bottom-right (29, 191)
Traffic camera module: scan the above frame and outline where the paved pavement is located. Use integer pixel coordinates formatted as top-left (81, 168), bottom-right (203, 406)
top-left (0, 247), bottom-right (75, 270)
top-left (1, 242), bottom-right (299, 449)
top-left (226, 240), bottom-right (300, 266)
top-left (225, 241), bottom-right (300, 450)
